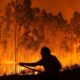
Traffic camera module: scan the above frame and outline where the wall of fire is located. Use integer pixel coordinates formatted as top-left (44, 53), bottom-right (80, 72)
top-left (0, 0), bottom-right (80, 75)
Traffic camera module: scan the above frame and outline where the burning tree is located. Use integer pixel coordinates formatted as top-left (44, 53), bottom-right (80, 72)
top-left (10, 0), bottom-right (45, 51)
top-left (0, 2), bottom-right (13, 53)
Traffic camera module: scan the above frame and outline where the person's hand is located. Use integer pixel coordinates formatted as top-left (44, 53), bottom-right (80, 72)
top-left (19, 63), bottom-right (24, 66)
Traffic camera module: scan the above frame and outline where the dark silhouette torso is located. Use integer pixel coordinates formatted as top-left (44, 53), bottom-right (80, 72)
top-left (38, 55), bottom-right (61, 75)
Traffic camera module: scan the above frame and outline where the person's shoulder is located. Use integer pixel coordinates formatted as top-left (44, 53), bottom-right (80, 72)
top-left (50, 55), bottom-right (58, 60)
top-left (51, 55), bottom-right (57, 58)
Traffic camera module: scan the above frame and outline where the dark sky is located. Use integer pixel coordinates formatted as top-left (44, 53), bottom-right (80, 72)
top-left (0, 0), bottom-right (80, 21)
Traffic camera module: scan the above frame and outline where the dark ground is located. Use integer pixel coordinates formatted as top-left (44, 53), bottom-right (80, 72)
top-left (0, 65), bottom-right (80, 80)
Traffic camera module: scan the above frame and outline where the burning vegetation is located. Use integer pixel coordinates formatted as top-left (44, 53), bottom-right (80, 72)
top-left (0, 0), bottom-right (80, 75)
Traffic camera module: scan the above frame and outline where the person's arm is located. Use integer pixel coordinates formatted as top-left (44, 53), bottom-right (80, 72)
top-left (19, 62), bottom-right (38, 67)
top-left (19, 59), bottom-right (43, 67)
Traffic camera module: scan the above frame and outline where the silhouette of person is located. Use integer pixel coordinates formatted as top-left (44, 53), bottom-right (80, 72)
top-left (19, 47), bottom-right (62, 80)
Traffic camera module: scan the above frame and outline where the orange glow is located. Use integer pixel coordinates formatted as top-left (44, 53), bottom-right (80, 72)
top-left (0, 0), bottom-right (80, 75)
top-left (1, 61), bottom-right (15, 64)
top-left (32, 0), bottom-right (80, 21)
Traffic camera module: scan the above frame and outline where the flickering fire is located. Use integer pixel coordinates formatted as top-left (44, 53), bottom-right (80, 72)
top-left (0, 49), bottom-right (80, 75)
top-left (1, 61), bottom-right (15, 64)
top-left (0, 0), bottom-right (80, 76)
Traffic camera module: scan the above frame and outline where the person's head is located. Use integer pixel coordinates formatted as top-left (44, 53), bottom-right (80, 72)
top-left (41, 47), bottom-right (51, 58)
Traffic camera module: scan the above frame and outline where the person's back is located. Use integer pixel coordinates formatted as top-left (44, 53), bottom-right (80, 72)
top-left (40, 54), bottom-right (61, 76)
top-left (40, 47), bottom-right (61, 75)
